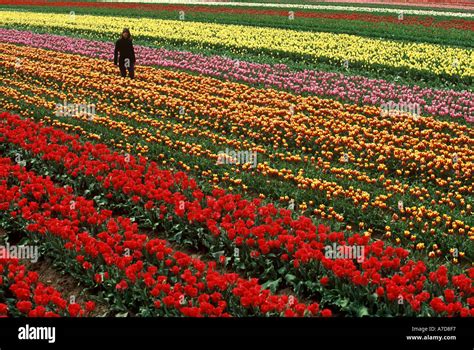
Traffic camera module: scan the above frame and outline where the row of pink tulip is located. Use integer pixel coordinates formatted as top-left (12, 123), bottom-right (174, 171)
top-left (3, 28), bottom-right (472, 122)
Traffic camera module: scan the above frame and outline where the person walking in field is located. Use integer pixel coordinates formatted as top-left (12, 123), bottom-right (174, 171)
top-left (114, 28), bottom-right (136, 79)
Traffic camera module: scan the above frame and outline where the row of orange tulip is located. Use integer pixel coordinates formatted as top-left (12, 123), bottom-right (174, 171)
top-left (1, 43), bottom-right (472, 263)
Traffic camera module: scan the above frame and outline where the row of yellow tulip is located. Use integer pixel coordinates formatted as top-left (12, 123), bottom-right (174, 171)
top-left (0, 10), bottom-right (472, 78)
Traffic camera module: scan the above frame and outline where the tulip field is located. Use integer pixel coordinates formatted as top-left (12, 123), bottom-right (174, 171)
top-left (0, 0), bottom-right (473, 318)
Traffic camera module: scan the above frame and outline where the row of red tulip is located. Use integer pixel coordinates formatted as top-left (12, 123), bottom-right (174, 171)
top-left (0, 152), bottom-right (325, 316)
top-left (1, 111), bottom-right (471, 316)
top-left (0, 259), bottom-right (96, 317)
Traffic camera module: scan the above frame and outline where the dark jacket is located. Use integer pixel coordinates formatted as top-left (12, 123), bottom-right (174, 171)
top-left (114, 38), bottom-right (136, 65)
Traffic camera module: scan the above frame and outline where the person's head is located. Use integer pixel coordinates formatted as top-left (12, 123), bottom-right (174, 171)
top-left (121, 28), bottom-right (131, 40)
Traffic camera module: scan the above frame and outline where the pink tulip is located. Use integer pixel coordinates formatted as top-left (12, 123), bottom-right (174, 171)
top-left (2, 28), bottom-right (472, 122)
